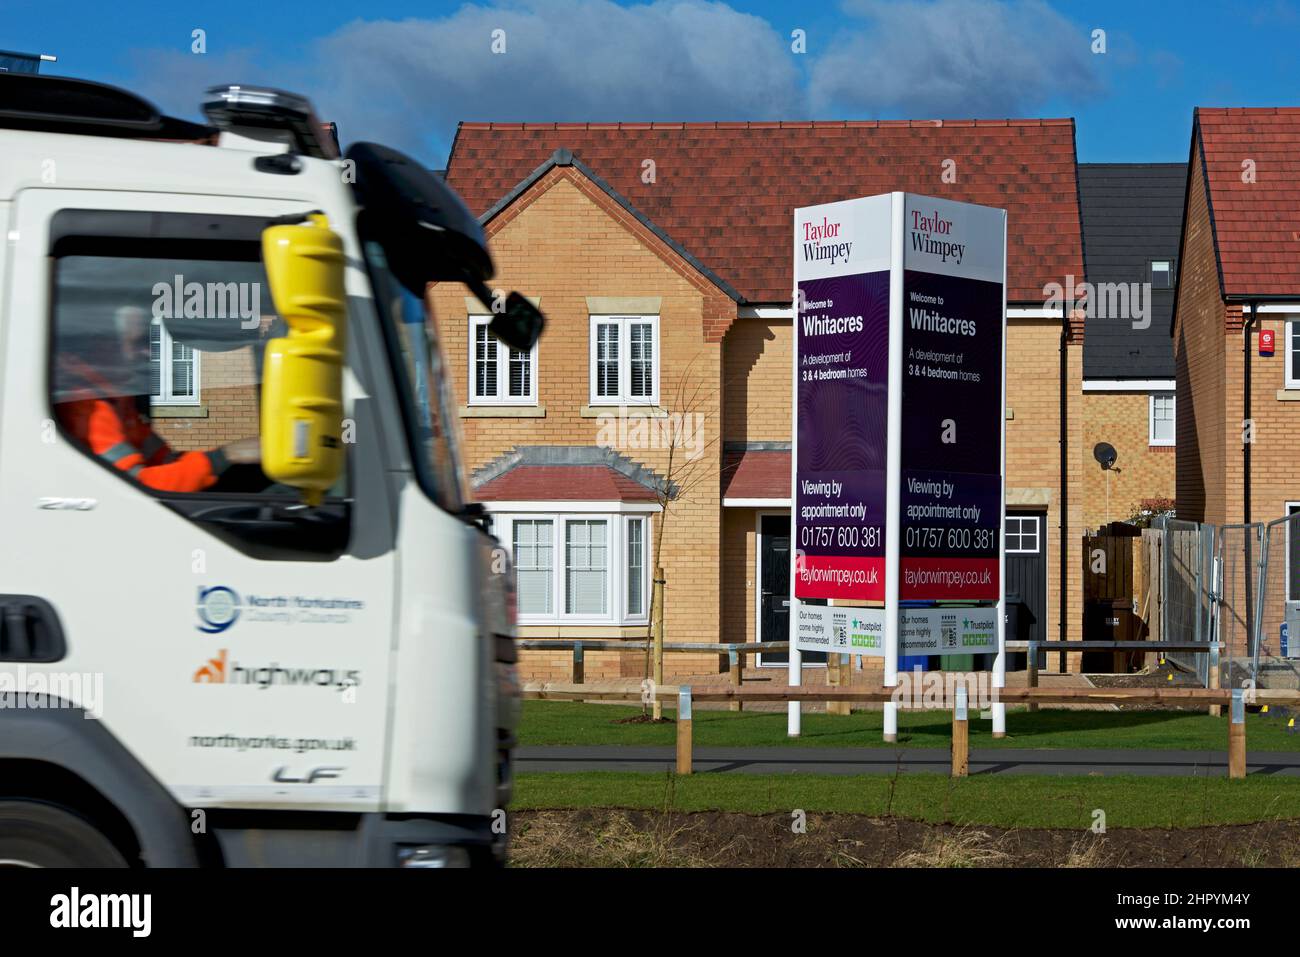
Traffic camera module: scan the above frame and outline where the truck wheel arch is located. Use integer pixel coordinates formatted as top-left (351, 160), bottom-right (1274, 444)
top-left (0, 698), bottom-right (200, 866)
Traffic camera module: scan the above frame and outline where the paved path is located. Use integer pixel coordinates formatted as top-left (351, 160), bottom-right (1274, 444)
top-left (518, 745), bottom-right (1300, 777)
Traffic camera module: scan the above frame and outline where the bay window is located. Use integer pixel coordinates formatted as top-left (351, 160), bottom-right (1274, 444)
top-left (494, 510), bottom-right (653, 624)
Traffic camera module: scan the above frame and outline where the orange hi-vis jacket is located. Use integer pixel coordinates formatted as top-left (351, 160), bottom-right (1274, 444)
top-left (55, 359), bottom-right (228, 493)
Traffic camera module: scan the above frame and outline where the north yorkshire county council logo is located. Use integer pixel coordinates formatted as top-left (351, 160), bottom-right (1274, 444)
top-left (196, 586), bottom-right (241, 634)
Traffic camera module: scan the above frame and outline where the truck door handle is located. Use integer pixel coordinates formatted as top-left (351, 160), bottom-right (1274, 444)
top-left (0, 595), bottom-right (66, 662)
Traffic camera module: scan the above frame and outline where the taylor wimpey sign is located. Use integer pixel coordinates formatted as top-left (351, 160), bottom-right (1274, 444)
top-left (794, 195), bottom-right (892, 601)
top-left (793, 193), bottom-right (1005, 608)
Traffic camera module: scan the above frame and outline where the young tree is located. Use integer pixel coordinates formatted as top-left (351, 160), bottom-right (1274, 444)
top-left (632, 355), bottom-right (734, 718)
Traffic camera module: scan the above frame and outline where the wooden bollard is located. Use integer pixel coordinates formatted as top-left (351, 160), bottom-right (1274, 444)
top-left (829, 653), bottom-right (852, 716)
top-left (1228, 688), bottom-right (1246, 780)
top-left (728, 649), bottom-right (742, 712)
top-left (676, 687), bottom-right (693, 775)
top-left (951, 686), bottom-right (969, 777)
top-left (571, 641), bottom-right (584, 685)
top-left (1026, 641), bottom-right (1039, 714)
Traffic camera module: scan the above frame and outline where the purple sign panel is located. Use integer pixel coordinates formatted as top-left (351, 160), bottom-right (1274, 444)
top-left (898, 214), bottom-right (1004, 601)
top-left (794, 271), bottom-right (889, 601)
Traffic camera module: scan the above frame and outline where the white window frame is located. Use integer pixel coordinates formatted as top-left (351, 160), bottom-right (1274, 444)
top-left (150, 317), bottom-right (201, 406)
top-left (624, 514), bottom-right (649, 621)
top-left (492, 508), bottom-right (654, 626)
top-left (1005, 515), bottom-right (1040, 554)
top-left (510, 517), bottom-right (556, 617)
top-left (588, 314), bottom-right (660, 406)
top-left (1287, 502), bottom-right (1300, 603)
top-left (1148, 392), bottom-right (1176, 447)
top-left (468, 314), bottom-right (538, 406)
top-left (1286, 321), bottom-right (1300, 390)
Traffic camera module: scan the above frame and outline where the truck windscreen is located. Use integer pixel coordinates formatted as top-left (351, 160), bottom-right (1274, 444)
top-left (360, 237), bottom-right (465, 515)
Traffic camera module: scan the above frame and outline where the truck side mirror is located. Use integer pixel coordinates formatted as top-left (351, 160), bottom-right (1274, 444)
top-left (260, 212), bottom-right (347, 506)
top-left (488, 292), bottom-right (545, 352)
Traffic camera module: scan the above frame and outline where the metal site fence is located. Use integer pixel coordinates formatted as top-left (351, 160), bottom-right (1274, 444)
top-left (1256, 512), bottom-right (1300, 692)
top-left (1217, 522), bottom-right (1264, 691)
top-left (1146, 513), bottom-right (1300, 694)
top-left (1157, 517), bottom-right (1215, 685)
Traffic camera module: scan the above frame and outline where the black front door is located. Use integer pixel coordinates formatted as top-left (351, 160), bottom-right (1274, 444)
top-left (1005, 510), bottom-right (1048, 667)
top-left (759, 514), bottom-right (825, 665)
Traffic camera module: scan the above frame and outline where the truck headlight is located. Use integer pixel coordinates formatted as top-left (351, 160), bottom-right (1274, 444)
top-left (396, 845), bottom-right (471, 868)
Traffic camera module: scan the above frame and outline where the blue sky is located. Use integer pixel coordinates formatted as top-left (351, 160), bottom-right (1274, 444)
top-left (6, 0), bottom-right (1298, 166)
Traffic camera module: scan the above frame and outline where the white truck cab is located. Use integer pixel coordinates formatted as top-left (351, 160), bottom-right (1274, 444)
top-left (0, 75), bottom-right (537, 867)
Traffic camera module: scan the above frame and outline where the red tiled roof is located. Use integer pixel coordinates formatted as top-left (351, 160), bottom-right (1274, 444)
top-left (1197, 108), bottom-right (1300, 296)
top-left (446, 120), bottom-right (1082, 303)
top-left (722, 449), bottom-right (791, 500)
top-left (475, 465), bottom-right (659, 502)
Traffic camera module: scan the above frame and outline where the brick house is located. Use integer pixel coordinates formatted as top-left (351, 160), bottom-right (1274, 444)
top-left (1077, 164), bottom-right (1185, 530)
top-left (436, 120), bottom-right (1087, 681)
top-left (1172, 108), bottom-right (1300, 530)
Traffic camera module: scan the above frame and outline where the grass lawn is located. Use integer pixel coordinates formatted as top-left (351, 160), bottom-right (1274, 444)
top-left (514, 770), bottom-right (1300, 829)
top-left (520, 699), bottom-right (1300, 750)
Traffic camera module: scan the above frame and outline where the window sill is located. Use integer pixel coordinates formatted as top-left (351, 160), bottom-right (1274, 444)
top-left (1276, 389), bottom-right (1300, 401)
top-left (1148, 443), bottom-right (1176, 450)
top-left (460, 405), bottom-right (545, 418)
top-left (152, 404), bottom-right (208, 418)
top-left (518, 620), bottom-right (649, 629)
top-left (581, 404), bottom-right (667, 418)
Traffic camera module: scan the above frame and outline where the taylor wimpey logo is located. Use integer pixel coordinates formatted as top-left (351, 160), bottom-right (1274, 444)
top-left (801, 217), bottom-right (853, 265)
top-left (910, 209), bottom-right (965, 264)
top-left (193, 649), bottom-right (360, 692)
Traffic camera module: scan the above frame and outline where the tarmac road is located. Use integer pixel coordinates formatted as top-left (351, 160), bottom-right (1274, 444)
top-left (518, 745), bottom-right (1300, 777)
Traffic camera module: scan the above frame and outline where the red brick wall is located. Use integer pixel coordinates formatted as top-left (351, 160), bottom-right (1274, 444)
top-left (153, 347), bottom-right (259, 451)
top-left (1174, 143), bottom-right (1230, 525)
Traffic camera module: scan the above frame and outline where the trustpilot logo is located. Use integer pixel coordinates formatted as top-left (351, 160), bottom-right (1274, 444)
top-left (196, 585), bottom-right (241, 634)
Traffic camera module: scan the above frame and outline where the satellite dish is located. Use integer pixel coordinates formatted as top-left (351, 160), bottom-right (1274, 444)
top-left (1093, 442), bottom-right (1117, 470)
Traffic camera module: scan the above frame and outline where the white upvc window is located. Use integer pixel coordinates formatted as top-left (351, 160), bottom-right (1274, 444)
top-left (469, 315), bottom-right (537, 405)
top-left (1149, 392), bottom-right (1176, 446)
top-left (1287, 321), bottom-right (1300, 390)
top-left (625, 515), bottom-right (647, 619)
top-left (512, 519), bottom-right (554, 616)
top-left (495, 510), bottom-right (653, 625)
top-left (150, 318), bottom-right (200, 405)
top-left (589, 314), bottom-right (659, 405)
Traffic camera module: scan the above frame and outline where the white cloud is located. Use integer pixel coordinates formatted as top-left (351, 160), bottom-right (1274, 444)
top-left (128, 1), bottom-right (804, 160)
top-left (121, 0), bottom-right (1106, 164)
top-left (809, 0), bottom-right (1103, 118)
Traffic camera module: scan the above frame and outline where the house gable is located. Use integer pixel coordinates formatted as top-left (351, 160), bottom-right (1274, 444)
top-left (478, 151), bottom-right (740, 343)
